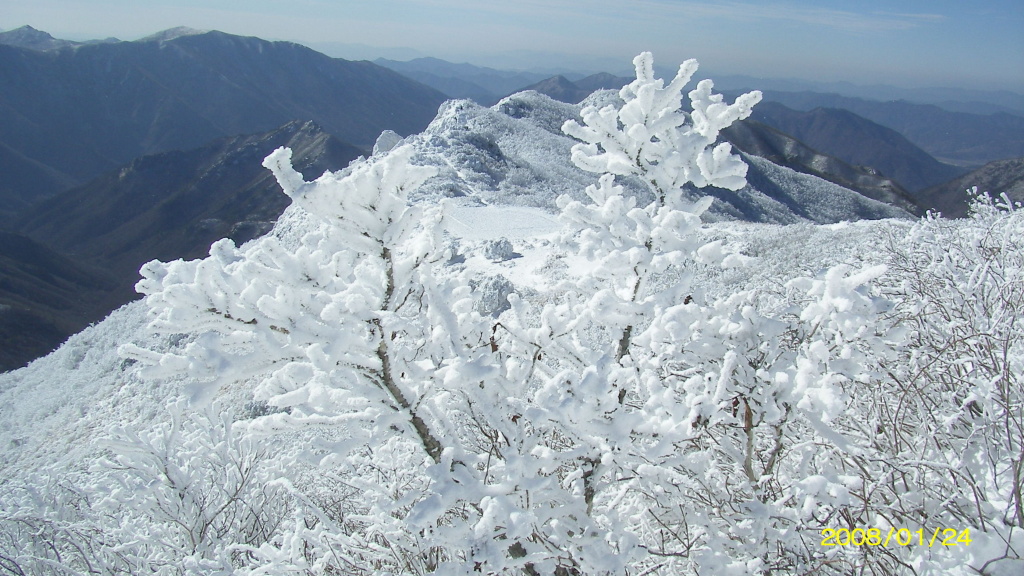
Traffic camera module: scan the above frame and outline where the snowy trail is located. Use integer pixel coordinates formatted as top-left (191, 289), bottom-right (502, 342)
top-left (444, 204), bottom-right (561, 240)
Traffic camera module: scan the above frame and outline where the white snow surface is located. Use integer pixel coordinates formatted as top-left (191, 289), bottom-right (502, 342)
top-left (445, 204), bottom-right (561, 240)
top-left (0, 303), bottom-right (163, 474)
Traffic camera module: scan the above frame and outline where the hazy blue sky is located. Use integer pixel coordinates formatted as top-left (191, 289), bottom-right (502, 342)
top-left (3, 0), bottom-right (1023, 91)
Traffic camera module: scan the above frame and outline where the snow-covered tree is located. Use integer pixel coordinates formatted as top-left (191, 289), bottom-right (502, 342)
top-left (105, 50), bottom-right (1024, 576)
top-left (122, 143), bottom-right (475, 569)
top-left (562, 51), bottom-right (760, 197)
top-left (0, 402), bottom-right (287, 575)
top-left (115, 51), bottom-right (769, 574)
top-left (485, 54), bottom-right (915, 573)
top-left (450, 51), bottom-right (772, 572)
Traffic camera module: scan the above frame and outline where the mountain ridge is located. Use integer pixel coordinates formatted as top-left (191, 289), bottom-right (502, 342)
top-left (760, 90), bottom-right (1024, 166)
top-left (510, 76), bottom-right (923, 210)
top-left (0, 28), bottom-right (447, 208)
top-left (0, 25), bottom-right (119, 51)
top-left (409, 91), bottom-right (911, 224)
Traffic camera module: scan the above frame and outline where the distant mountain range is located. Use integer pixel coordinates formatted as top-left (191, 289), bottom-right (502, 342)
top-left (758, 91), bottom-right (1024, 167)
top-left (0, 28), bottom-right (446, 218)
top-left (0, 26), bottom-right (450, 369)
top-left (0, 24), bottom-right (119, 51)
top-left (353, 42), bottom-right (1024, 115)
top-left (384, 60), bottom-right (1021, 174)
top-left (705, 74), bottom-right (1024, 116)
top-left (1, 26), bottom-right (1021, 371)
top-left (374, 57), bottom-right (557, 105)
top-left (515, 74), bottom-right (633, 105)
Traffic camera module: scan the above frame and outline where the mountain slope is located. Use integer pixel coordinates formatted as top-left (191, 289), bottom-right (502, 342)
top-left (0, 29), bottom-right (447, 205)
top-left (750, 101), bottom-right (967, 193)
top-left (761, 91), bottom-right (1024, 166)
top-left (0, 139), bottom-right (78, 225)
top-left (721, 119), bottom-right (918, 214)
top-left (0, 232), bottom-right (116, 372)
top-left (919, 157), bottom-right (1024, 218)
top-left (19, 120), bottom-right (360, 284)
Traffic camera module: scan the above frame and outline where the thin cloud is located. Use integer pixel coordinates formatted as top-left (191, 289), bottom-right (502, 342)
top-left (0, 0), bottom-right (948, 32)
top-left (650, 2), bottom-right (946, 32)
top-left (873, 11), bottom-right (946, 25)
top-left (408, 0), bottom-right (946, 33)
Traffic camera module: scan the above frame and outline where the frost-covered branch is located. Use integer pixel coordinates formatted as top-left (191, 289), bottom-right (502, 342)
top-left (562, 51), bottom-right (761, 198)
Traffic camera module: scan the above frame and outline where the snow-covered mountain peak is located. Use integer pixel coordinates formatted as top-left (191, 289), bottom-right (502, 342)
top-left (402, 90), bottom-right (912, 223)
top-left (137, 26), bottom-right (207, 43)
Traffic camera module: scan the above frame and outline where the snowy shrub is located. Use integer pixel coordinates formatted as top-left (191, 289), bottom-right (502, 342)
top-left (484, 238), bottom-right (516, 262)
top-left (562, 51), bottom-right (761, 195)
top-left (123, 142), bottom-right (491, 572)
top-left (0, 402), bottom-right (288, 575)
top-left (96, 401), bottom-right (290, 566)
top-left (0, 477), bottom-right (133, 575)
top-left (473, 274), bottom-right (516, 317)
top-left (867, 190), bottom-right (1024, 574)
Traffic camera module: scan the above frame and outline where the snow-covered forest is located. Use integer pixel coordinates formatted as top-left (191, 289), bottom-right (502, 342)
top-left (1, 53), bottom-right (1022, 575)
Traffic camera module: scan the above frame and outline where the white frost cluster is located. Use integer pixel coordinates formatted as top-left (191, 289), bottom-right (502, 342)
top-left (562, 52), bottom-right (761, 197)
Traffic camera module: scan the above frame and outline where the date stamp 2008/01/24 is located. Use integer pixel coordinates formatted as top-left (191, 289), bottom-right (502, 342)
top-left (821, 527), bottom-right (972, 547)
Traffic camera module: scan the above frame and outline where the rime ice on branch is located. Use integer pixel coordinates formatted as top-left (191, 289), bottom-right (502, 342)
top-left (562, 51), bottom-right (762, 200)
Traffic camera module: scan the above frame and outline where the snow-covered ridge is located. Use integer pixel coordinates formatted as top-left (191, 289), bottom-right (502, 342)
top-left (136, 26), bottom-right (207, 43)
top-left (401, 90), bottom-right (911, 223)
